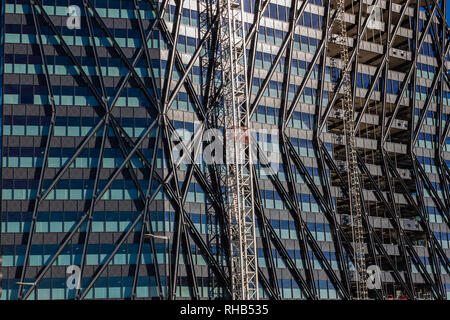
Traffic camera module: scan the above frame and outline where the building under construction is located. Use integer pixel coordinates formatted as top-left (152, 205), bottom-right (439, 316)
top-left (0, 0), bottom-right (449, 300)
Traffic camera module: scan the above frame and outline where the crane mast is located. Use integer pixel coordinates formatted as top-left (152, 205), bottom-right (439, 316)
top-left (216, 0), bottom-right (258, 300)
top-left (335, 0), bottom-right (368, 299)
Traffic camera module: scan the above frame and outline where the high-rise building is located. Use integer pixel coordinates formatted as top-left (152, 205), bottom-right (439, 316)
top-left (0, 0), bottom-right (449, 300)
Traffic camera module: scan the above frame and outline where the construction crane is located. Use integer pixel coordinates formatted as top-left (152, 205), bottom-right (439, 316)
top-left (335, 0), bottom-right (368, 299)
top-left (215, 0), bottom-right (259, 300)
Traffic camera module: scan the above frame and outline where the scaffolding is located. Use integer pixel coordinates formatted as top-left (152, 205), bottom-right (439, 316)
top-left (217, 0), bottom-right (259, 300)
top-left (335, 0), bottom-right (368, 300)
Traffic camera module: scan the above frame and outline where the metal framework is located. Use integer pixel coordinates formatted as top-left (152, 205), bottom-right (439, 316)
top-left (334, 0), bottom-right (368, 300)
top-left (217, 0), bottom-right (258, 300)
top-left (1, 0), bottom-right (449, 300)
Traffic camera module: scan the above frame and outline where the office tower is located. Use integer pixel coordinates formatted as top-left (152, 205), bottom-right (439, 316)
top-left (0, 0), bottom-right (449, 300)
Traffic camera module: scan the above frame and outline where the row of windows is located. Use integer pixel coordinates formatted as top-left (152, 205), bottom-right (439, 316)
top-left (1, 210), bottom-right (337, 247)
top-left (418, 41), bottom-right (438, 58)
top-left (3, 64), bottom-right (324, 109)
top-left (7, 93), bottom-right (446, 143)
top-left (3, 93), bottom-right (152, 108)
top-left (420, 185), bottom-right (444, 198)
top-left (0, 276), bottom-right (341, 300)
top-left (258, 248), bottom-right (349, 271)
top-left (250, 75), bottom-right (450, 105)
top-left (417, 133), bottom-right (440, 150)
top-left (6, 58), bottom-right (450, 114)
top-left (257, 3), bottom-right (323, 29)
top-left (259, 190), bottom-right (324, 213)
top-left (255, 159), bottom-right (332, 184)
top-left (4, 73), bottom-right (448, 121)
top-left (414, 109), bottom-right (449, 127)
top-left (409, 163), bottom-right (445, 197)
top-left (251, 53), bottom-right (445, 103)
top-left (2, 215), bottom-right (334, 245)
top-left (1, 210), bottom-right (204, 235)
top-left (417, 62), bottom-right (437, 79)
top-left (4, 62), bottom-right (162, 79)
top-left (1, 153), bottom-right (328, 190)
top-left (5, 22), bottom-right (160, 41)
top-left (1, 187), bottom-right (164, 201)
top-left (5, 1), bottom-right (157, 19)
top-left (3, 28), bottom-right (320, 56)
top-left (3, 204), bottom-right (444, 237)
top-left (4, 53), bottom-right (161, 70)
top-left (9, 50), bottom-right (442, 101)
top-left (5, 32), bottom-right (447, 88)
top-left (1, 246), bottom-right (209, 268)
top-left (164, 5), bottom-right (201, 28)
top-left (4, 3), bottom-right (442, 65)
top-left (168, 0), bottom-right (326, 32)
top-left (6, 209), bottom-right (446, 249)
top-left (354, 76), bottom-right (445, 102)
top-left (2, 115), bottom-right (155, 127)
top-left (413, 18), bottom-right (440, 37)
top-left (255, 158), bottom-right (444, 200)
top-left (412, 257), bottom-right (450, 275)
top-left (289, 137), bottom-right (319, 159)
top-left (4, 84), bottom-right (154, 101)
top-left (251, 77), bottom-right (323, 104)
top-left (2, 210), bottom-right (140, 222)
top-left (1, 155), bottom-right (161, 170)
top-left (1, 146), bottom-right (155, 160)
top-left (2, 22), bottom-right (312, 59)
top-left (1, 139), bottom-right (330, 182)
top-left (253, 105), bottom-right (316, 130)
top-left (3, 244), bottom-right (449, 276)
top-left (2, 178), bottom-right (166, 201)
top-left (426, 206), bottom-right (446, 224)
top-left (434, 232), bottom-right (450, 249)
top-left (416, 134), bottom-right (450, 152)
top-left (408, 38), bottom-right (438, 57)
top-left (259, 246), bottom-right (449, 277)
top-left (2, 242), bottom-right (168, 257)
top-left (4, 30), bottom-right (162, 50)
top-left (251, 26), bottom-right (322, 53)
top-left (5, 59), bottom-right (205, 102)
top-left (244, 0), bottom-right (324, 27)
top-left (1, 276), bottom-right (219, 300)
top-left (1, 176), bottom-right (325, 214)
top-left (2, 124), bottom-right (157, 139)
top-left (269, 220), bottom-right (333, 242)
top-left (418, 156), bottom-right (450, 176)
top-left (263, 279), bottom-right (337, 300)
top-left (169, 91), bottom-right (198, 112)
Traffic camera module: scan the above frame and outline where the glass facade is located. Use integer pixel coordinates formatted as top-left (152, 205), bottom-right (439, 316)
top-left (0, 0), bottom-right (449, 300)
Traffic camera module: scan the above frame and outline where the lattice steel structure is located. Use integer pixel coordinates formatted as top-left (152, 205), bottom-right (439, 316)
top-left (0, 0), bottom-right (449, 300)
top-left (334, 0), bottom-right (368, 300)
top-left (216, 0), bottom-right (258, 300)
